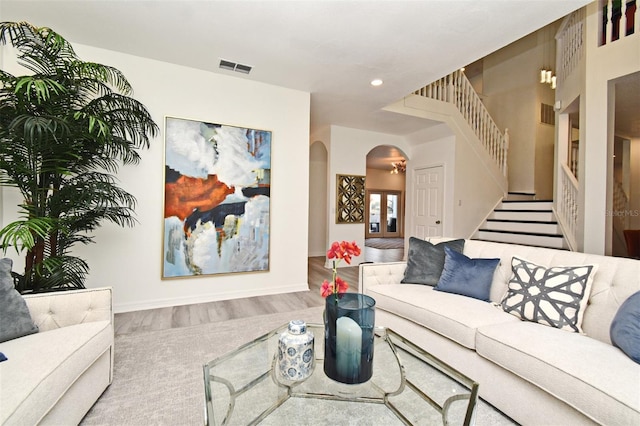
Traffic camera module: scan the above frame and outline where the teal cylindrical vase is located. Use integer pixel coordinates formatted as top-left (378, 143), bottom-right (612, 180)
top-left (323, 293), bottom-right (376, 384)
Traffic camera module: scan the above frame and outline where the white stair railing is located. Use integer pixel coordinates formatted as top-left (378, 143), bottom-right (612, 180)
top-left (556, 7), bottom-right (585, 86)
top-left (414, 70), bottom-right (509, 177)
top-left (556, 164), bottom-right (579, 250)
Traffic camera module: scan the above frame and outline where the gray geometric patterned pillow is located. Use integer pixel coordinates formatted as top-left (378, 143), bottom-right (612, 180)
top-left (501, 257), bottom-right (598, 333)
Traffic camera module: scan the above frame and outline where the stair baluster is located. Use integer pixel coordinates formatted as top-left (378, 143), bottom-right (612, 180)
top-left (415, 69), bottom-right (509, 178)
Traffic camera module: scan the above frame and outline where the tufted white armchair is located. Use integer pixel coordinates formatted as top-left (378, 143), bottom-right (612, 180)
top-left (0, 287), bottom-right (114, 425)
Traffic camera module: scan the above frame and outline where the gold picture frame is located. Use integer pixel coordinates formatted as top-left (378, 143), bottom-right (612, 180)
top-left (336, 174), bottom-right (365, 224)
top-left (162, 116), bottom-right (271, 279)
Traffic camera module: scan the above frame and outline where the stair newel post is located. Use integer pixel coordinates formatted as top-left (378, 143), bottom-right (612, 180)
top-left (447, 73), bottom-right (455, 104)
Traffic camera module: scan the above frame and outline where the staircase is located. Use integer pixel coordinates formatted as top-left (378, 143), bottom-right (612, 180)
top-left (474, 194), bottom-right (568, 249)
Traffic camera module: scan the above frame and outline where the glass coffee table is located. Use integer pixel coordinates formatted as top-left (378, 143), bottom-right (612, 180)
top-left (203, 323), bottom-right (479, 425)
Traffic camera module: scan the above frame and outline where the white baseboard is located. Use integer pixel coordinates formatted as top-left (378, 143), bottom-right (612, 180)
top-left (113, 282), bottom-right (310, 313)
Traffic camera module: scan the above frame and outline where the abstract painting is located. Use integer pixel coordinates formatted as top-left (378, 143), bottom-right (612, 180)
top-left (163, 117), bottom-right (271, 278)
top-left (336, 174), bottom-right (365, 224)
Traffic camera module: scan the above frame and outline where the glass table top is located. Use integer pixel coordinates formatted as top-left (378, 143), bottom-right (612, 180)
top-left (203, 323), bottom-right (479, 425)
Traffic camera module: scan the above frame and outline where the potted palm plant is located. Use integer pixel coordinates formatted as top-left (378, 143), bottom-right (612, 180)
top-left (0, 21), bottom-right (158, 292)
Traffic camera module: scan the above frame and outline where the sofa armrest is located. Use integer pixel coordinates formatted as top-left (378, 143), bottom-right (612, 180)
top-left (359, 262), bottom-right (407, 294)
top-left (23, 287), bottom-right (113, 332)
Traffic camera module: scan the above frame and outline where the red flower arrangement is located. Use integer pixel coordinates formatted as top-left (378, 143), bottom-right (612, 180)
top-left (321, 240), bottom-right (362, 301)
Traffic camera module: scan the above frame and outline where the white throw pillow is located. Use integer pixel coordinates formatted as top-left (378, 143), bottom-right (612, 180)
top-left (501, 257), bottom-right (598, 333)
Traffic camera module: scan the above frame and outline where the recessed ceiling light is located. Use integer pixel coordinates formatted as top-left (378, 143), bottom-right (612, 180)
top-left (370, 79), bottom-right (383, 87)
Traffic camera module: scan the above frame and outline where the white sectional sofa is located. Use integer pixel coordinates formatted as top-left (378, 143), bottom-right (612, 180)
top-left (0, 287), bottom-right (114, 425)
top-left (360, 239), bottom-right (640, 425)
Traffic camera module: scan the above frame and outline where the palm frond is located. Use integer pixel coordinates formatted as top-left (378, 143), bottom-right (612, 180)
top-left (13, 75), bottom-right (67, 103)
top-left (70, 61), bottom-right (133, 95)
top-left (1, 21), bottom-right (157, 292)
top-left (0, 22), bottom-right (77, 76)
top-left (35, 255), bottom-right (88, 290)
top-left (0, 216), bottom-right (57, 254)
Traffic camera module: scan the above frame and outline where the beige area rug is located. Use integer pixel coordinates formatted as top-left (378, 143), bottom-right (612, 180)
top-left (81, 306), bottom-right (515, 425)
top-left (82, 307), bottom-right (324, 425)
top-left (364, 238), bottom-right (404, 250)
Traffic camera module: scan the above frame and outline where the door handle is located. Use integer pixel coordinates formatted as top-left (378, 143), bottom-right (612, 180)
top-left (436, 220), bottom-right (441, 224)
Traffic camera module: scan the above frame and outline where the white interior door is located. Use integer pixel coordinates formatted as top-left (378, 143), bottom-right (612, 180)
top-left (412, 166), bottom-right (444, 239)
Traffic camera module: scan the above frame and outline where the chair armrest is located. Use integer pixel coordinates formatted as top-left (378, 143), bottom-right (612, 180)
top-left (23, 287), bottom-right (113, 332)
top-left (359, 262), bottom-right (407, 294)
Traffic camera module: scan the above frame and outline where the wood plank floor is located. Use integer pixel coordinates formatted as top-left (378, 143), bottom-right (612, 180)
top-left (115, 247), bottom-right (404, 336)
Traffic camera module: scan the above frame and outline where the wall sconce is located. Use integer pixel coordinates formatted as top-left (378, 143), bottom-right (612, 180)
top-left (539, 26), bottom-right (556, 90)
top-left (540, 68), bottom-right (556, 89)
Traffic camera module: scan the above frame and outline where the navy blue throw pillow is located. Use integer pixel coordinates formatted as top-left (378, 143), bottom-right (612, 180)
top-left (434, 246), bottom-right (500, 302)
top-left (610, 290), bottom-right (640, 364)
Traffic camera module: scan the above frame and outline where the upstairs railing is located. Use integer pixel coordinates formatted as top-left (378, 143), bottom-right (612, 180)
top-left (601, 0), bottom-right (638, 46)
top-left (414, 70), bottom-right (509, 177)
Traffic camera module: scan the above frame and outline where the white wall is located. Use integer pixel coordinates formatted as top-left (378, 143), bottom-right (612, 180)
top-left (324, 126), bottom-right (410, 268)
top-left (483, 34), bottom-right (536, 194)
top-left (581, 2), bottom-right (640, 254)
top-left (483, 24), bottom-right (558, 198)
top-left (1, 44), bottom-right (311, 312)
top-left (452, 135), bottom-right (505, 238)
top-left (405, 133), bottom-right (457, 238)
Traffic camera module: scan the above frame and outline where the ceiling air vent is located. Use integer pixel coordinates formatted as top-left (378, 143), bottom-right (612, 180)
top-left (219, 59), bottom-right (252, 74)
top-left (540, 103), bottom-right (555, 125)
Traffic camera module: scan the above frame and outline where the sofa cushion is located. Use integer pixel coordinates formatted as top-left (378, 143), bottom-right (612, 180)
top-left (401, 237), bottom-right (465, 286)
top-left (500, 257), bottom-right (596, 333)
top-left (610, 290), bottom-right (640, 364)
top-left (435, 246), bottom-right (500, 302)
top-left (0, 258), bottom-right (38, 343)
top-left (0, 320), bottom-right (112, 425)
top-left (476, 321), bottom-right (640, 425)
top-left (366, 283), bottom-right (519, 349)
top-left (457, 240), bottom-right (640, 343)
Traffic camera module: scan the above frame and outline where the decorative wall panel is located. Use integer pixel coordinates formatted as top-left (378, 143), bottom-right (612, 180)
top-left (336, 174), bottom-right (365, 224)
